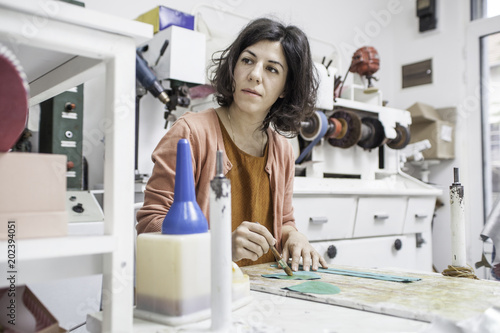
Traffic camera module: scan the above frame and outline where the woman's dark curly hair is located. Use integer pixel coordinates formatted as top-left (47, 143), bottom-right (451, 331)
top-left (210, 17), bottom-right (318, 137)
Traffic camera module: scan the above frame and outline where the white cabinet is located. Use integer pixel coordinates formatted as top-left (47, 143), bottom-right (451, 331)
top-left (292, 84), bottom-right (441, 271)
top-left (293, 195), bottom-right (357, 241)
top-left (353, 197), bottom-right (407, 238)
top-left (0, 1), bottom-right (152, 331)
top-left (403, 197), bottom-right (436, 234)
top-left (310, 231), bottom-right (433, 271)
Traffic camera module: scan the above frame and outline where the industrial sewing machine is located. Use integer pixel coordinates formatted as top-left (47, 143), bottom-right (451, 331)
top-left (293, 48), bottom-right (441, 271)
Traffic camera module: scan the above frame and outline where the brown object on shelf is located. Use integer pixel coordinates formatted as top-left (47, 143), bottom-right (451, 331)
top-left (0, 285), bottom-right (67, 332)
top-left (349, 46), bottom-right (380, 77)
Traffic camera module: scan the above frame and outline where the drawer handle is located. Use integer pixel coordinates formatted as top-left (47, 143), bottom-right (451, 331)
top-left (415, 214), bottom-right (428, 219)
top-left (374, 214), bottom-right (389, 220)
top-left (309, 216), bottom-right (328, 224)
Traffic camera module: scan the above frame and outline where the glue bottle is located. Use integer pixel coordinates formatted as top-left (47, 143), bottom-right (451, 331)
top-left (135, 138), bottom-right (211, 317)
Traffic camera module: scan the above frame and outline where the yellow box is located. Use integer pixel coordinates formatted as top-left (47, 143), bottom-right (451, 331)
top-left (136, 6), bottom-right (194, 34)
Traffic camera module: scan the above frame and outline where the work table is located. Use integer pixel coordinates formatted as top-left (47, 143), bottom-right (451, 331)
top-left (243, 263), bottom-right (500, 323)
top-left (87, 263), bottom-right (500, 332)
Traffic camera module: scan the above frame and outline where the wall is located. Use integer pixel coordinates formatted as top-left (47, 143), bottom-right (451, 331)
top-left (82, 0), bottom-right (407, 185)
top-left (81, 0), bottom-right (479, 274)
top-left (388, 0), bottom-right (482, 274)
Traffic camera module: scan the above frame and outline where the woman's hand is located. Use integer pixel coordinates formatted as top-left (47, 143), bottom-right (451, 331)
top-left (232, 221), bottom-right (276, 262)
top-left (281, 226), bottom-right (328, 271)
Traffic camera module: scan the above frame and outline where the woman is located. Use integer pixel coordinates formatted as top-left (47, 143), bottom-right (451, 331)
top-left (137, 17), bottom-right (327, 272)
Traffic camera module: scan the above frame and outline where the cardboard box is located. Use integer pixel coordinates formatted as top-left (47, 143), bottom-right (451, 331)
top-left (0, 152), bottom-right (67, 239)
top-left (407, 102), bottom-right (441, 123)
top-left (0, 285), bottom-right (67, 332)
top-left (136, 6), bottom-right (194, 34)
top-left (407, 102), bottom-right (456, 160)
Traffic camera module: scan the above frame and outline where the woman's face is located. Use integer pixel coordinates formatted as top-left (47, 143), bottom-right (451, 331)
top-left (231, 40), bottom-right (288, 116)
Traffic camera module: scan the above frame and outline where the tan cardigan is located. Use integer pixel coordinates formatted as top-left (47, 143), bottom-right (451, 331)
top-left (136, 108), bottom-right (297, 251)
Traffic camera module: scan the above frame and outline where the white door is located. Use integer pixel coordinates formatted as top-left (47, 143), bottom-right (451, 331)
top-left (465, 1), bottom-right (500, 279)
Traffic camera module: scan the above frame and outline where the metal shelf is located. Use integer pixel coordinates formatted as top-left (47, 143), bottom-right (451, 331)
top-left (0, 235), bottom-right (114, 286)
top-left (0, 1), bottom-right (152, 331)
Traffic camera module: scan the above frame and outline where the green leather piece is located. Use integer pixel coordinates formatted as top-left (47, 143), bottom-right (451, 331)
top-left (261, 271), bottom-right (321, 280)
top-left (283, 281), bottom-right (341, 295)
top-left (270, 264), bottom-right (421, 283)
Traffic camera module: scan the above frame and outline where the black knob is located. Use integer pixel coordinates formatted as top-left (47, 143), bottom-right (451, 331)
top-left (394, 239), bottom-right (402, 251)
top-left (72, 203), bottom-right (84, 213)
top-left (65, 102), bottom-right (76, 111)
top-left (327, 245), bottom-right (337, 259)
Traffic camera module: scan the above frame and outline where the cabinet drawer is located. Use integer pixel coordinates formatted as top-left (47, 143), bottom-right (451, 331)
top-left (353, 197), bottom-right (407, 237)
top-left (311, 232), bottom-right (433, 271)
top-left (292, 195), bottom-right (356, 241)
top-left (403, 197), bottom-right (435, 234)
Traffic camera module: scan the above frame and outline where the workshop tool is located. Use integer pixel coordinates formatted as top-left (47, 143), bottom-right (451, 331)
top-left (357, 116), bottom-right (386, 150)
top-left (296, 111), bottom-right (328, 164)
top-left (387, 123), bottom-right (411, 150)
top-left (296, 110), bottom-right (349, 164)
top-left (323, 109), bottom-right (388, 151)
top-left (254, 221), bottom-right (293, 276)
top-left (327, 109), bottom-right (362, 148)
top-left (136, 26), bottom-right (206, 129)
top-left (135, 47), bottom-right (170, 179)
top-left (210, 150), bottom-right (232, 332)
top-left (0, 43), bottom-right (29, 152)
top-left (39, 84), bottom-right (85, 190)
top-left (135, 48), bottom-right (169, 105)
top-left (442, 167), bottom-right (478, 279)
top-left (269, 245), bottom-right (294, 276)
top-left (450, 167), bottom-right (466, 267)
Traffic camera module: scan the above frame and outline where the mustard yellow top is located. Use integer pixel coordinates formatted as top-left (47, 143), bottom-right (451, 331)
top-left (219, 118), bottom-right (275, 266)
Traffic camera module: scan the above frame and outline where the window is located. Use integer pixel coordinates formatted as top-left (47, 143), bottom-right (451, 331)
top-left (483, 33), bottom-right (500, 207)
top-left (472, 0), bottom-right (500, 20)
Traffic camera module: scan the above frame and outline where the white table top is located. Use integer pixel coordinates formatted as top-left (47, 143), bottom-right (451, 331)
top-left (87, 290), bottom-right (429, 332)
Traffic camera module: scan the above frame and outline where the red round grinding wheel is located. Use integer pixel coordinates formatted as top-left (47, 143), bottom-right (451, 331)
top-left (0, 44), bottom-right (29, 152)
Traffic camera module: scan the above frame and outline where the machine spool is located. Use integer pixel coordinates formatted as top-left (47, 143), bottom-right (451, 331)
top-left (296, 111), bottom-right (328, 164)
top-left (387, 124), bottom-right (411, 150)
top-left (326, 117), bottom-right (344, 139)
top-left (327, 109), bottom-right (362, 149)
top-left (299, 111), bottom-right (325, 141)
top-left (357, 117), bottom-right (386, 150)
top-left (0, 43), bottom-right (29, 152)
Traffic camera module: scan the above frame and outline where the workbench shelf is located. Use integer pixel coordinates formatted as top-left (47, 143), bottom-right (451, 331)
top-left (0, 1), bottom-right (152, 331)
